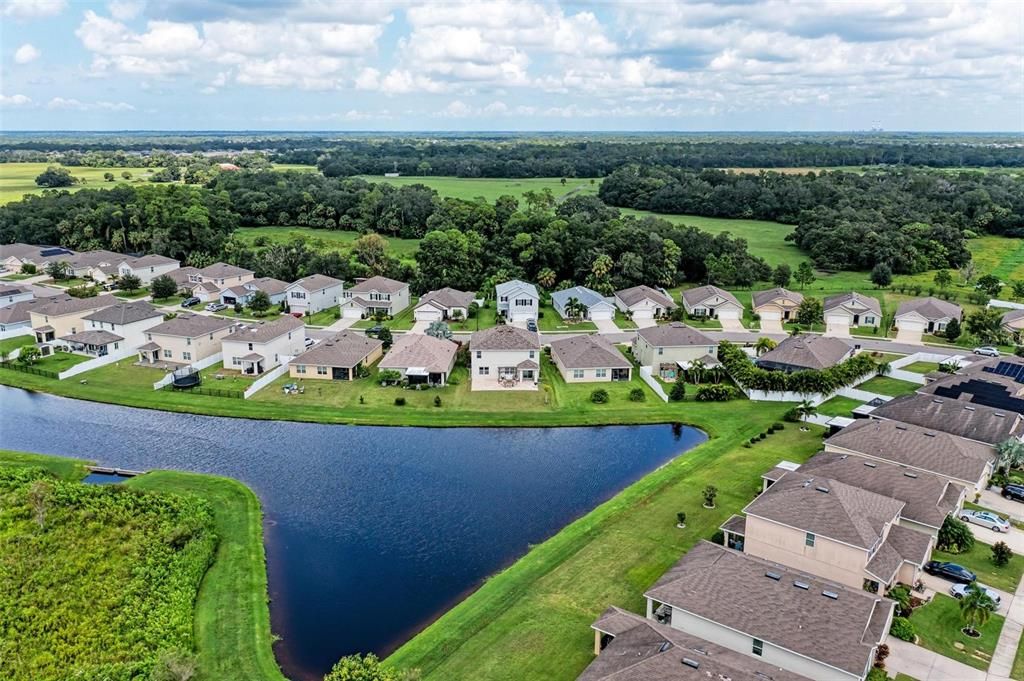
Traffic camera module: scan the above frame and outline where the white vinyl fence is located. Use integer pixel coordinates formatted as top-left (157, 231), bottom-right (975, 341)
top-left (58, 348), bottom-right (137, 380)
top-left (243, 363), bottom-right (290, 399)
top-left (639, 365), bottom-right (669, 402)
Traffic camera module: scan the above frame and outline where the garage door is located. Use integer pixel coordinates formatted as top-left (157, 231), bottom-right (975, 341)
top-left (589, 307), bottom-right (614, 321)
top-left (899, 319), bottom-right (926, 333)
top-left (415, 308), bottom-right (442, 322)
top-left (760, 310), bottom-right (782, 322)
top-left (632, 308), bottom-right (654, 320)
top-left (825, 313), bottom-right (851, 337)
top-left (342, 307), bottom-right (363, 319)
top-left (717, 308), bottom-right (741, 320)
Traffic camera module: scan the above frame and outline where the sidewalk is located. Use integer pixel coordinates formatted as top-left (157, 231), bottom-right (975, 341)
top-left (987, 576), bottom-right (1024, 680)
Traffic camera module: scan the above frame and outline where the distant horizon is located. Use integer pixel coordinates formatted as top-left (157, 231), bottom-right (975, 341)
top-left (3, 129), bottom-right (1023, 136)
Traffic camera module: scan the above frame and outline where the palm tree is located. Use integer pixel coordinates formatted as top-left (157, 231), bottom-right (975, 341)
top-left (796, 399), bottom-right (817, 423)
top-left (876, 361), bottom-right (892, 377)
top-left (995, 438), bottom-right (1024, 475)
top-left (960, 583), bottom-right (996, 636)
top-left (566, 296), bottom-right (583, 323)
top-left (689, 358), bottom-right (706, 385)
top-left (754, 337), bottom-right (777, 357)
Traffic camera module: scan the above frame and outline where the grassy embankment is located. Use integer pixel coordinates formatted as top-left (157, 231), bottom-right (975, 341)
top-left (0, 449), bottom-right (283, 681)
top-left (387, 421), bottom-right (824, 680)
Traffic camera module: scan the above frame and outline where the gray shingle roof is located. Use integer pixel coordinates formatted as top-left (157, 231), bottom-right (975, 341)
top-left (60, 329), bottom-right (123, 345)
top-left (224, 315), bottom-right (304, 343)
top-left (825, 418), bottom-right (995, 484)
top-left (824, 291), bottom-right (882, 316)
top-left (495, 279), bottom-right (538, 299)
top-left (34, 294), bottom-right (119, 317)
top-left (755, 334), bottom-right (852, 371)
top-left (0, 299), bottom-right (42, 324)
top-left (644, 541), bottom-right (892, 677)
top-left (348, 275), bottom-right (408, 294)
top-left (82, 300), bottom-right (162, 326)
top-left (471, 324), bottom-right (540, 351)
top-left (744, 469), bottom-right (905, 548)
top-left (198, 262), bottom-right (254, 279)
top-left (128, 254), bottom-right (178, 268)
top-left (1002, 309), bottom-right (1024, 326)
top-left (752, 287), bottom-right (803, 309)
top-left (292, 331), bottom-right (383, 367)
top-left (378, 333), bottom-right (458, 374)
top-left (167, 267), bottom-right (201, 284)
top-left (416, 287), bottom-right (475, 310)
top-left (550, 335), bottom-right (631, 370)
top-left (288, 274), bottom-right (343, 292)
top-left (896, 296), bottom-right (963, 321)
top-left (799, 451), bottom-right (963, 529)
top-left (614, 285), bottom-right (675, 310)
top-left (147, 312), bottom-right (236, 338)
top-left (635, 322), bottom-right (714, 348)
top-left (68, 250), bottom-right (124, 268)
top-left (680, 285), bottom-right (741, 309)
top-left (580, 606), bottom-right (811, 681)
top-left (870, 393), bottom-right (1021, 445)
top-left (551, 285), bottom-right (610, 310)
top-left (249, 277), bottom-right (290, 296)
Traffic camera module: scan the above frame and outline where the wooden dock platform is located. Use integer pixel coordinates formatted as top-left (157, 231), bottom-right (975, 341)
top-left (85, 466), bottom-right (148, 477)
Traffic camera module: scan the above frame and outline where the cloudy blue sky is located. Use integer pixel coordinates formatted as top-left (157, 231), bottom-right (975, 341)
top-left (1, 0), bottom-right (1022, 131)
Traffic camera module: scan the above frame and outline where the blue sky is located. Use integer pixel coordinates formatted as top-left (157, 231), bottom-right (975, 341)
top-left (2, 0), bottom-right (1022, 131)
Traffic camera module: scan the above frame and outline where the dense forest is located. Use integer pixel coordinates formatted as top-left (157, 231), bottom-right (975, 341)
top-left (4, 136), bottom-right (1024, 175)
top-left (599, 165), bottom-right (1024, 273)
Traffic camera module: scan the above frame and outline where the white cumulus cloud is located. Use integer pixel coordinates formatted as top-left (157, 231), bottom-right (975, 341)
top-left (14, 43), bottom-right (41, 64)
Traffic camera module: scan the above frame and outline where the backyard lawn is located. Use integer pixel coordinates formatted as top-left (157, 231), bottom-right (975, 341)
top-left (932, 542), bottom-right (1024, 593)
top-left (0, 335), bottom-right (35, 356)
top-left (32, 351), bottom-right (93, 373)
top-left (815, 395), bottom-right (864, 418)
top-left (858, 376), bottom-right (921, 397)
top-left (902, 361), bottom-right (942, 374)
top-left (912, 594), bottom-right (1004, 672)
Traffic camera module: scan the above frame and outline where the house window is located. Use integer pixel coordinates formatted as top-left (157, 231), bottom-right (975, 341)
top-left (752, 639), bottom-right (763, 657)
top-left (476, 350), bottom-right (482, 359)
top-left (478, 366), bottom-right (490, 375)
top-left (657, 347), bottom-right (663, 355)
top-left (183, 352), bottom-right (192, 361)
top-left (573, 369), bottom-right (584, 379)
top-left (317, 366), bottom-right (328, 375)
top-left (274, 354), bottom-right (278, 362)
top-left (186, 338), bottom-right (191, 346)
top-left (248, 343), bottom-right (253, 351)
top-left (499, 295), bottom-right (508, 302)
top-left (515, 298), bottom-right (532, 307)
top-left (291, 291), bottom-right (306, 299)
top-left (805, 532), bottom-right (815, 547)
top-left (163, 349), bottom-right (172, 358)
top-left (209, 333), bottom-right (214, 340)
top-left (596, 368), bottom-right (607, 378)
top-left (529, 350), bottom-right (535, 359)
top-left (232, 356), bottom-right (241, 366)
top-left (296, 365), bottom-right (306, 374)
top-left (113, 342), bottom-right (119, 350)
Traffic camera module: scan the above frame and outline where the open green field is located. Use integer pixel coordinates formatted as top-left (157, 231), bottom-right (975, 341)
top-left (387, 422), bottom-right (823, 680)
top-left (233, 226), bottom-right (422, 260)
top-left (0, 162), bottom-right (157, 204)
top-left (0, 449), bottom-right (284, 681)
top-left (356, 175), bottom-right (601, 204)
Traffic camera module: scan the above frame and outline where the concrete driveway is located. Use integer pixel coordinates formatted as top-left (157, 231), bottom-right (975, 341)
top-left (408, 320), bottom-right (430, 334)
top-left (322, 316), bottom-right (358, 332)
top-left (594, 318), bottom-right (620, 334)
top-left (633, 316), bottom-right (657, 328)
top-left (825, 321), bottom-right (850, 338)
top-left (896, 328), bottom-right (924, 345)
top-left (759, 319), bottom-right (784, 333)
top-left (964, 518), bottom-right (1024, 554)
top-left (720, 317), bottom-right (747, 332)
top-left (979, 490), bottom-right (1024, 524)
top-left (884, 636), bottom-right (986, 681)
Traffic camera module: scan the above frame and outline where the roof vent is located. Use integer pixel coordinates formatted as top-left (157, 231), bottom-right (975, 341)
top-left (964, 406), bottom-right (976, 411)
top-left (765, 571), bottom-right (782, 581)
top-left (659, 641), bottom-right (672, 653)
top-left (823, 590), bottom-right (840, 600)
top-left (794, 580), bottom-right (810, 590)
top-left (903, 472), bottom-right (918, 478)
top-left (815, 486), bottom-right (830, 493)
top-left (692, 646), bottom-right (708, 656)
top-left (923, 432), bottom-right (935, 437)
top-left (681, 658), bottom-right (700, 669)
top-left (895, 425), bottom-right (907, 430)
top-left (932, 399), bottom-right (944, 404)
top-left (863, 461), bottom-right (877, 468)
top-left (996, 412), bottom-right (1006, 418)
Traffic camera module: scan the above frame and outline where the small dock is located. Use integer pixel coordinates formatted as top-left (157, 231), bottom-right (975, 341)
top-left (85, 465), bottom-right (148, 477)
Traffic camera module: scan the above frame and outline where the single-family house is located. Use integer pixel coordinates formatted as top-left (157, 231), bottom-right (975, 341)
top-left (631, 323), bottom-right (717, 380)
top-left (755, 334), bottom-right (853, 373)
top-left (414, 287), bottom-right (475, 322)
top-left (378, 333), bottom-right (458, 386)
top-left (285, 274), bottom-right (344, 316)
top-left (188, 281), bottom-right (223, 303)
top-left (58, 330), bottom-right (126, 358)
top-left (644, 541), bottom-right (893, 681)
top-left (167, 267), bottom-right (201, 292)
top-left (81, 300), bottom-right (164, 349)
top-left (495, 280), bottom-right (540, 323)
top-left (870, 393), bottom-right (1024, 445)
top-left (550, 335), bottom-right (632, 383)
top-left (138, 313), bottom-right (236, 365)
top-left (289, 331), bottom-right (384, 381)
top-left (116, 254), bottom-right (180, 285)
top-left (222, 315), bottom-right (306, 375)
top-left (0, 243), bottom-right (75, 273)
top-left (29, 294), bottom-right (119, 344)
top-left (551, 286), bottom-right (616, 321)
top-left (680, 285), bottom-right (743, 321)
top-left (220, 277), bottom-right (290, 307)
top-left (824, 418), bottom-right (995, 494)
top-left (470, 324), bottom-right (541, 390)
top-left (0, 299), bottom-right (44, 339)
top-left (1002, 309), bottom-right (1024, 335)
top-left (194, 262), bottom-right (255, 288)
top-left (0, 285), bottom-right (33, 309)
top-left (340, 276), bottom-right (410, 319)
top-left (613, 285), bottom-right (675, 321)
top-left (66, 250), bottom-right (125, 277)
top-left (894, 297), bottom-right (963, 341)
top-left (824, 292), bottom-right (882, 336)
top-left (583, 606), bottom-right (809, 681)
top-left (916, 359), bottom-right (1024, 414)
top-left (752, 287), bottom-right (803, 325)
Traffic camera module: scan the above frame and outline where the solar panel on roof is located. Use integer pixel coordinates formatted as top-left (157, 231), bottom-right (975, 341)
top-left (983, 366), bottom-right (996, 374)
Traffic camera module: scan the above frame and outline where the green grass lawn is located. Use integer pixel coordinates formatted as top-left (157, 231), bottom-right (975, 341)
top-left (356, 175), bottom-right (601, 204)
top-left (352, 301), bottom-right (418, 330)
top-left (233, 226), bottom-right (421, 260)
top-left (113, 288), bottom-right (150, 299)
top-left (387, 422), bottom-right (824, 680)
top-left (151, 295), bottom-right (186, 306)
top-left (902, 361), bottom-right (942, 374)
top-left (932, 542), bottom-right (1024, 593)
top-left (33, 351), bottom-right (93, 372)
top-left (1012, 633), bottom-right (1024, 681)
top-left (0, 163), bottom-right (158, 204)
top-left (0, 272), bottom-right (34, 280)
top-left (0, 449), bottom-right (86, 480)
top-left (816, 395), bottom-right (864, 418)
top-left (538, 304), bottom-right (596, 332)
top-left (0, 335), bottom-right (35, 356)
top-left (912, 594), bottom-right (1004, 671)
top-left (303, 308), bottom-right (340, 327)
top-left (43, 277), bottom-right (89, 288)
top-left (216, 307), bottom-right (284, 322)
top-left (858, 375), bottom-right (921, 397)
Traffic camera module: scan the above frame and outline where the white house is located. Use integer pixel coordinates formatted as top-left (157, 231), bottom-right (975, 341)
top-left (495, 279), bottom-right (539, 323)
top-left (0, 285), bottom-right (33, 309)
top-left (551, 285), bottom-right (616, 321)
top-left (894, 297), bottom-right (963, 343)
top-left (80, 300), bottom-right (165, 350)
top-left (414, 287), bottom-right (475, 322)
top-left (0, 299), bottom-right (43, 340)
top-left (681, 285), bottom-right (744, 321)
top-left (470, 324), bottom-right (541, 390)
top-left (0, 243), bottom-right (76, 273)
top-left (824, 292), bottom-right (883, 337)
top-left (220, 277), bottom-right (290, 307)
top-left (285, 274), bottom-right (344, 316)
top-left (613, 285), bottom-right (676, 321)
top-left (117, 254), bottom-right (180, 285)
top-left (340, 276), bottom-right (411, 319)
top-left (221, 315), bottom-right (306, 375)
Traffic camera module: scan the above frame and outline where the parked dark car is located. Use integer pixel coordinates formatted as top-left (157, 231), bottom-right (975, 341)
top-left (180, 296), bottom-right (200, 308)
top-left (924, 561), bottom-right (976, 584)
top-left (1002, 484), bottom-right (1024, 502)
top-left (526, 319), bottom-right (538, 332)
top-left (366, 325), bottom-right (383, 337)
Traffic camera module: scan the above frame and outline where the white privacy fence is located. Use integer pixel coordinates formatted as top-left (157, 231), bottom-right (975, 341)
top-left (639, 365), bottom-right (669, 402)
top-left (57, 348), bottom-right (137, 380)
top-left (243, 363), bottom-right (290, 399)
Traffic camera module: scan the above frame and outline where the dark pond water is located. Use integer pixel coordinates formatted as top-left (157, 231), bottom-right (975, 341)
top-left (0, 386), bottom-right (705, 680)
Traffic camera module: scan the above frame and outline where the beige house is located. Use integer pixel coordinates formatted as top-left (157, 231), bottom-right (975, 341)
top-left (870, 393), bottom-right (1024, 445)
top-left (222, 316), bottom-right (306, 375)
top-left (550, 335), bottom-right (632, 383)
top-left (289, 331), bottom-right (384, 381)
top-left (755, 334), bottom-right (853, 373)
top-left (680, 285), bottom-right (743, 321)
top-left (29, 294), bottom-right (119, 343)
top-left (752, 287), bottom-right (803, 327)
top-left (0, 243), bottom-right (76, 273)
top-left (644, 541), bottom-right (893, 681)
top-left (378, 333), bottom-right (458, 386)
top-left (613, 285), bottom-right (675, 321)
top-left (631, 323), bottom-right (717, 380)
top-left (138, 313), bottom-right (236, 365)
top-left (1002, 309), bottom-right (1024, 335)
top-left (193, 262), bottom-right (255, 288)
top-left (824, 292), bottom-right (882, 336)
top-left (894, 297), bottom-right (963, 343)
top-left (470, 324), bottom-right (541, 390)
top-left (414, 287), bottom-right (475, 322)
top-left (340, 276), bottom-right (410, 319)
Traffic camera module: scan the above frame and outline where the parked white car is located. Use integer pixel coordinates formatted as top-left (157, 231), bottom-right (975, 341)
top-left (959, 509), bottom-right (1011, 533)
top-left (951, 582), bottom-right (1001, 607)
top-left (206, 302), bottom-right (228, 312)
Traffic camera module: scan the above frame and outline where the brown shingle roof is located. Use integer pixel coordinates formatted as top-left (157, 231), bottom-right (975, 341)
top-left (249, 277), bottom-right (290, 296)
top-left (60, 329), bottom-right (123, 345)
top-left (896, 296), bottom-right (963, 321)
top-left (128, 254), bottom-right (178, 268)
top-left (147, 312), bottom-right (235, 338)
top-left (680, 285), bottom-right (741, 309)
top-left (378, 334), bottom-right (457, 374)
top-left (34, 294), bottom-right (119, 317)
top-left (824, 291), bottom-right (882, 316)
top-left (824, 418), bottom-right (995, 484)
top-left (644, 541), bottom-right (892, 677)
top-left (348, 275), bottom-right (408, 294)
top-left (752, 287), bottom-right (803, 309)
top-left (0, 299), bottom-right (43, 325)
top-left (870, 393), bottom-right (1021, 445)
top-left (224, 315), bottom-right (304, 344)
top-left (550, 335), bottom-right (631, 370)
top-left (198, 262), bottom-right (253, 279)
top-left (288, 274), bottom-right (343, 291)
top-left (580, 606), bottom-right (811, 681)
top-left (865, 524), bottom-right (934, 584)
top-left (743, 470), bottom-right (904, 549)
top-left (756, 334), bottom-right (852, 371)
top-left (1002, 309), bottom-right (1024, 326)
top-left (636, 322), bottom-right (714, 348)
top-left (292, 331), bottom-right (382, 368)
top-left (417, 287), bottom-right (475, 310)
top-left (471, 324), bottom-right (540, 351)
top-left (82, 300), bottom-right (162, 325)
top-left (614, 285), bottom-right (675, 309)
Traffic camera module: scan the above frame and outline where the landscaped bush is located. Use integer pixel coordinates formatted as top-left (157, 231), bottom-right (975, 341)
top-left (937, 515), bottom-right (975, 554)
top-left (0, 466), bottom-right (217, 681)
top-left (378, 369), bottom-right (403, 386)
top-left (394, 397), bottom-right (406, 406)
top-left (717, 340), bottom-right (880, 393)
top-left (772, 422), bottom-right (784, 430)
top-left (669, 381), bottom-right (687, 402)
top-left (433, 395), bottom-right (442, 408)
top-left (783, 408), bottom-right (802, 422)
top-left (992, 541), bottom-right (1013, 567)
top-left (590, 388), bottom-right (609, 404)
top-left (629, 387), bottom-right (646, 402)
top-left (889, 616), bottom-right (915, 642)
top-left (693, 384), bottom-right (736, 401)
